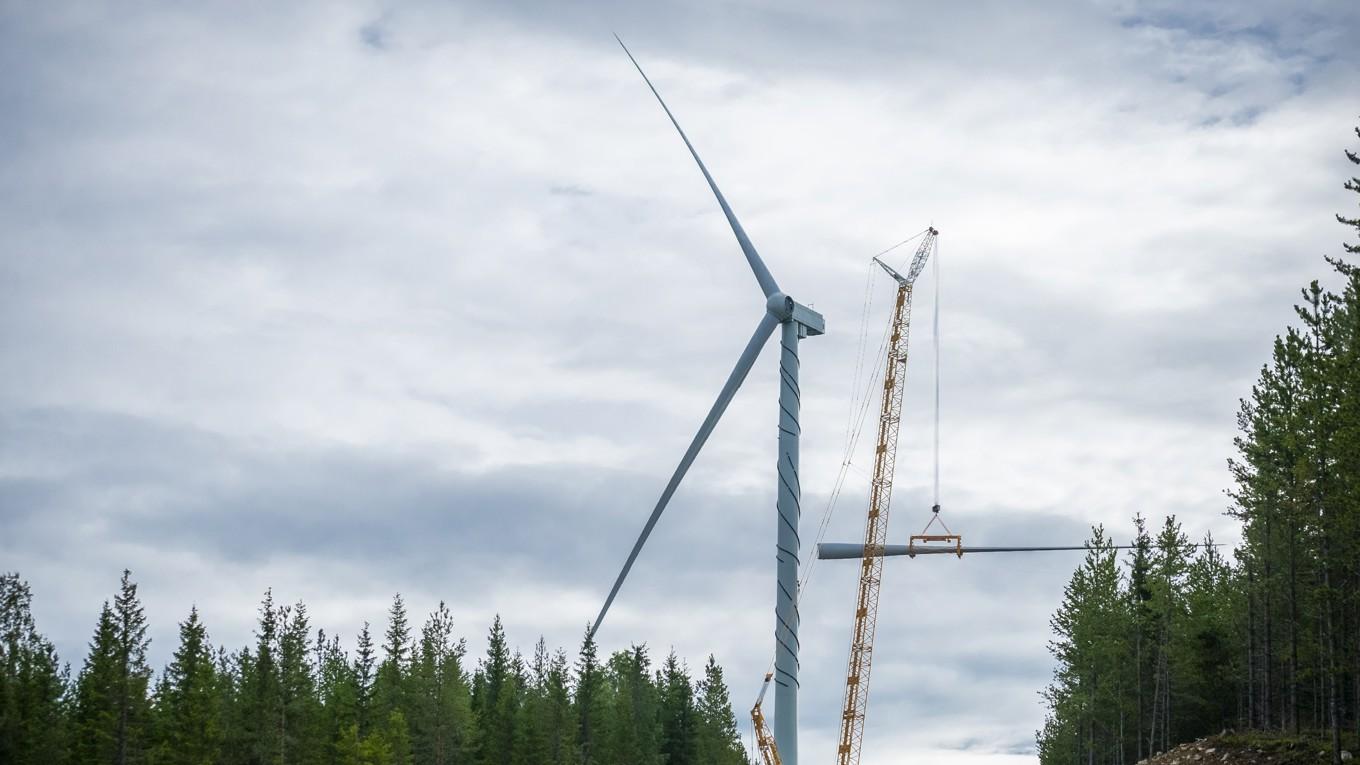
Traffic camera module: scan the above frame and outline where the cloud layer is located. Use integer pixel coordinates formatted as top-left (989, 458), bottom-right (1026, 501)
top-left (2, 2), bottom-right (1357, 763)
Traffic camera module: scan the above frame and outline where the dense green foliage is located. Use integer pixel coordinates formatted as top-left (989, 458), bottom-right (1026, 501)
top-left (1038, 123), bottom-right (1360, 765)
top-left (0, 571), bottom-right (751, 765)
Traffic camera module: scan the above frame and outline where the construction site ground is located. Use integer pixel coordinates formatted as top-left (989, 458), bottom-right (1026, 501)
top-left (1140, 731), bottom-right (1357, 765)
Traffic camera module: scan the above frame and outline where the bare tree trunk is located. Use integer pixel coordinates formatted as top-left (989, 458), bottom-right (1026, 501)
top-left (1264, 509), bottom-right (1274, 730)
top-left (1322, 531), bottom-right (1341, 765)
top-left (1136, 628), bottom-right (1144, 761)
top-left (1289, 513), bottom-right (1301, 734)
top-left (1247, 563), bottom-right (1257, 729)
top-left (1149, 651), bottom-right (1161, 755)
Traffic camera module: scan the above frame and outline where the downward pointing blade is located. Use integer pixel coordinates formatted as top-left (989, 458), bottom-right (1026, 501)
top-left (591, 311), bottom-right (781, 638)
top-left (615, 35), bottom-right (780, 300)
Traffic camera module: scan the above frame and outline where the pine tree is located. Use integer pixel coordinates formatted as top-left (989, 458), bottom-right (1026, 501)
top-left (695, 655), bottom-right (745, 765)
top-left (0, 573), bottom-right (68, 765)
top-left (355, 622), bottom-right (377, 738)
top-left (658, 650), bottom-right (697, 765)
top-left (153, 607), bottom-right (221, 765)
top-left (1038, 526), bottom-right (1126, 765)
top-left (1125, 514), bottom-right (1154, 761)
top-left (255, 591), bottom-right (284, 764)
top-left (278, 601), bottom-right (321, 764)
top-left (510, 638), bottom-right (551, 765)
top-left (474, 615), bottom-right (515, 765)
top-left (408, 602), bottom-right (472, 765)
top-left (604, 645), bottom-right (660, 765)
top-left (373, 595), bottom-right (411, 730)
top-left (573, 627), bottom-right (607, 765)
top-left (74, 602), bottom-right (122, 764)
top-left (317, 631), bottom-right (359, 765)
top-left (543, 649), bottom-right (577, 765)
top-left (218, 647), bottom-right (253, 765)
top-left (1179, 536), bottom-right (1239, 736)
top-left (73, 571), bottom-right (153, 765)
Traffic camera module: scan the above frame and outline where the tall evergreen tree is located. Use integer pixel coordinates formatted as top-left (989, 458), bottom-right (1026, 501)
top-left (658, 650), bottom-right (697, 765)
top-left (573, 627), bottom-right (607, 765)
top-left (695, 655), bottom-right (746, 765)
top-left (408, 602), bottom-right (472, 765)
top-left (604, 645), bottom-right (660, 765)
top-left (73, 571), bottom-right (153, 765)
top-left (0, 573), bottom-right (68, 765)
top-left (152, 607), bottom-right (221, 765)
top-left (473, 616), bottom-right (515, 765)
top-left (373, 595), bottom-right (411, 729)
top-left (277, 602), bottom-right (322, 764)
top-left (316, 631), bottom-right (359, 765)
top-left (354, 622), bottom-right (377, 738)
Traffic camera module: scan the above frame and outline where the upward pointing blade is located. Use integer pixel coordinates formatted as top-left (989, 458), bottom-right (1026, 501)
top-left (615, 35), bottom-right (781, 300)
top-left (591, 311), bottom-right (781, 638)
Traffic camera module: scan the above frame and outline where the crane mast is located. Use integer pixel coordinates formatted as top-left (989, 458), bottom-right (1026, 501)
top-left (835, 228), bottom-right (937, 765)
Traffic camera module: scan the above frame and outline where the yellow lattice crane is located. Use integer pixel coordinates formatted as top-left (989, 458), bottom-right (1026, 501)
top-left (752, 672), bottom-right (782, 765)
top-left (836, 228), bottom-right (941, 765)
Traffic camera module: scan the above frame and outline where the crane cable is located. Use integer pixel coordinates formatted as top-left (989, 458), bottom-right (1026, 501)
top-left (802, 228), bottom-right (932, 593)
top-left (932, 233), bottom-right (941, 510)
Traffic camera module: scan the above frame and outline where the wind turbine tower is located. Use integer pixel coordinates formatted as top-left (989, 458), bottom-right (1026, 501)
top-left (590, 38), bottom-right (823, 765)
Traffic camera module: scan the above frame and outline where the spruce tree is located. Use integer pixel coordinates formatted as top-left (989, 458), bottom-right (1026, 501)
top-left (658, 650), bottom-right (697, 765)
top-left (278, 601), bottom-right (321, 764)
top-left (510, 638), bottom-right (551, 765)
top-left (695, 655), bottom-right (745, 765)
top-left (74, 602), bottom-right (121, 764)
top-left (0, 573), bottom-right (68, 765)
top-left (474, 616), bottom-right (515, 765)
top-left (604, 645), bottom-right (660, 765)
top-left (373, 594), bottom-right (411, 729)
top-left (354, 622), bottom-right (377, 738)
top-left (573, 627), bottom-right (606, 765)
top-left (543, 648), bottom-right (577, 765)
top-left (153, 607), bottom-right (221, 765)
top-left (72, 571), bottom-right (154, 765)
top-left (408, 602), bottom-right (471, 765)
top-left (316, 631), bottom-right (359, 765)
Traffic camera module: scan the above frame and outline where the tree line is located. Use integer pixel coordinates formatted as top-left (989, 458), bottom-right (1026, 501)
top-left (0, 570), bottom-right (753, 765)
top-left (1037, 123), bottom-right (1360, 764)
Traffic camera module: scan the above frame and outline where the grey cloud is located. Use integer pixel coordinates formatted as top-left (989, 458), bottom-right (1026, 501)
top-left (1, 1), bottom-right (1356, 762)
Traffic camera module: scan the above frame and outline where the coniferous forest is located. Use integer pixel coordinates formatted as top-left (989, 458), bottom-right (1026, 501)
top-left (1037, 123), bottom-right (1360, 764)
top-left (0, 570), bottom-right (753, 765)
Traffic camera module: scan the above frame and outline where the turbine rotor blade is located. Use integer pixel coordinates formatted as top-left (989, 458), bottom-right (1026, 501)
top-left (816, 542), bottom-right (1212, 559)
top-left (592, 311), bottom-right (781, 638)
top-left (614, 35), bottom-right (780, 299)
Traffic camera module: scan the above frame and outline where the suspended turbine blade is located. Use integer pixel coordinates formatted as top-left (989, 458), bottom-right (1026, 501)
top-left (817, 542), bottom-right (1210, 559)
top-left (592, 311), bottom-right (781, 638)
top-left (615, 35), bottom-right (780, 300)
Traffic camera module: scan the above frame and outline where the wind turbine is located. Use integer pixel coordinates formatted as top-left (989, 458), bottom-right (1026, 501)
top-left (590, 37), bottom-right (823, 765)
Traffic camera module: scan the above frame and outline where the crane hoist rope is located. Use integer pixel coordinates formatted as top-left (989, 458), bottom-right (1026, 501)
top-left (835, 227), bottom-right (941, 765)
top-left (800, 227), bottom-right (934, 599)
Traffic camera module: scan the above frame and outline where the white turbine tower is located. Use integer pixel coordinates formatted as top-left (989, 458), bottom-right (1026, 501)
top-left (591, 37), bottom-right (823, 765)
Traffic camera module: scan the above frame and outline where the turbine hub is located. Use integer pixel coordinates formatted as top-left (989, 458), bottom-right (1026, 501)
top-left (766, 292), bottom-right (795, 321)
top-left (767, 292), bottom-right (825, 337)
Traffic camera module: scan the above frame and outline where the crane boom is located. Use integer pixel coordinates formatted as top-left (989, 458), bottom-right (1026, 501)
top-left (752, 672), bottom-right (782, 765)
top-left (835, 228), bottom-right (937, 765)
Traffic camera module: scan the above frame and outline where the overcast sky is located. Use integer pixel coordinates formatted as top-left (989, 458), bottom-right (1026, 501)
top-left (2, 1), bottom-right (1358, 763)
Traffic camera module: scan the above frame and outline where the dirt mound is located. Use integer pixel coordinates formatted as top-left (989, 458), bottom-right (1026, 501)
top-left (1141, 733), bottom-right (1353, 765)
